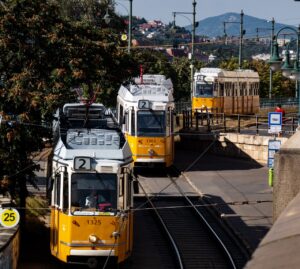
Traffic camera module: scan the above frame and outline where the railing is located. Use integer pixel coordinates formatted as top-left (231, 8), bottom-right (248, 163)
top-left (260, 97), bottom-right (298, 108)
top-left (174, 97), bottom-right (298, 112)
top-left (181, 109), bottom-right (298, 137)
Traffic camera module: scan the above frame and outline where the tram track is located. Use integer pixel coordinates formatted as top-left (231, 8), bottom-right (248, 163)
top-left (132, 169), bottom-right (249, 269)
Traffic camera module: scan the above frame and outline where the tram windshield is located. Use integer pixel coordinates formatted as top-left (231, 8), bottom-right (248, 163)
top-left (195, 83), bottom-right (213, 97)
top-left (137, 111), bottom-right (165, 137)
top-left (70, 173), bottom-right (117, 214)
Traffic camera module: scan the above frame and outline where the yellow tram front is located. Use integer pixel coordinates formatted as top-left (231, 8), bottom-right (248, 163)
top-left (117, 74), bottom-right (175, 168)
top-left (50, 157), bottom-right (133, 268)
top-left (192, 78), bottom-right (217, 112)
top-left (125, 100), bottom-right (174, 167)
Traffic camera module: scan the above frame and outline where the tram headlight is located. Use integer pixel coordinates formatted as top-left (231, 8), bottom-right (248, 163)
top-left (89, 234), bottom-right (98, 243)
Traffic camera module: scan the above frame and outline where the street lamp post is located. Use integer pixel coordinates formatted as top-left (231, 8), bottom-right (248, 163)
top-left (104, 0), bottom-right (133, 54)
top-left (268, 25), bottom-right (300, 126)
top-left (128, 0), bottom-right (132, 54)
top-left (256, 18), bottom-right (275, 99)
top-left (172, 0), bottom-right (197, 103)
top-left (223, 10), bottom-right (245, 69)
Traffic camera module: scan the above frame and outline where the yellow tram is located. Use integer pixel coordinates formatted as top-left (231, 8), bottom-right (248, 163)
top-left (50, 103), bottom-right (133, 268)
top-left (192, 68), bottom-right (260, 114)
top-left (117, 74), bottom-right (175, 167)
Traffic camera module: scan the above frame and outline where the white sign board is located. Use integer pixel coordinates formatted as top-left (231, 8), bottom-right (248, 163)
top-left (268, 112), bottom-right (282, 134)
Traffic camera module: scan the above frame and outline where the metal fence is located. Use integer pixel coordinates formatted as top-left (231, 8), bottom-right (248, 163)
top-left (260, 97), bottom-right (298, 108)
top-left (175, 98), bottom-right (298, 113)
top-left (181, 109), bottom-right (298, 137)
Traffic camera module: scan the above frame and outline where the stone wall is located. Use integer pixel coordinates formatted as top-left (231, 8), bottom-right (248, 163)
top-left (216, 133), bottom-right (288, 163)
top-left (0, 227), bottom-right (19, 269)
top-left (273, 131), bottom-right (300, 221)
top-left (245, 191), bottom-right (300, 269)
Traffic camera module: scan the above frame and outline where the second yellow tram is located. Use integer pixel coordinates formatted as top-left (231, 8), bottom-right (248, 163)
top-left (117, 74), bottom-right (175, 167)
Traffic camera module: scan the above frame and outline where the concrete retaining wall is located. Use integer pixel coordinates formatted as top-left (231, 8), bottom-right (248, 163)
top-left (179, 132), bottom-right (288, 164)
top-left (245, 191), bottom-right (300, 269)
top-left (273, 130), bottom-right (300, 221)
top-left (0, 227), bottom-right (19, 269)
top-left (216, 133), bottom-right (288, 163)
top-left (0, 196), bottom-right (20, 269)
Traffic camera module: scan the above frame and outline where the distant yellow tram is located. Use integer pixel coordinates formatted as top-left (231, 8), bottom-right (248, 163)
top-left (117, 74), bottom-right (175, 167)
top-left (192, 68), bottom-right (260, 114)
top-left (50, 103), bottom-right (133, 268)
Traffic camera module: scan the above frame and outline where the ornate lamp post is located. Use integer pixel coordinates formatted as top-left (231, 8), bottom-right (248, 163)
top-left (268, 25), bottom-right (300, 126)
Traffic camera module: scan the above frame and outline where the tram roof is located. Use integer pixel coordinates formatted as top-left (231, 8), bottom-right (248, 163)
top-left (53, 129), bottom-right (132, 163)
top-left (118, 75), bottom-right (174, 103)
top-left (195, 68), bottom-right (259, 80)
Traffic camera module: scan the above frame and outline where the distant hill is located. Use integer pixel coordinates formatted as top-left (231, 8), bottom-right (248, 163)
top-left (185, 12), bottom-right (294, 38)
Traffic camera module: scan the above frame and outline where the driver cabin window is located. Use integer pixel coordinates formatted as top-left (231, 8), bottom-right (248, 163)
top-left (70, 173), bottom-right (117, 214)
top-left (137, 111), bottom-right (165, 137)
top-left (195, 83), bottom-right (214, 97)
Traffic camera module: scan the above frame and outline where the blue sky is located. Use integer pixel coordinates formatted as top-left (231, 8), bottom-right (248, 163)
top-left (115, 0), bottom-right (300, 26)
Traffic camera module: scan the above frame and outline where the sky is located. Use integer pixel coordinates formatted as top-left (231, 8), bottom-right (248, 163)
top-left (115, 0), bottom-right (300, 27)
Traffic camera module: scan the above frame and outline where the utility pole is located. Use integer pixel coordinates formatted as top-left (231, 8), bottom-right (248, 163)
top-left (238, 10), bottom-right (244, 69)
top-left (128, 0), bottom-right (132, 54)
top-left (190, 0), bottom-right (196, 103)
top-left (269, 18), bottom-right (275, 99)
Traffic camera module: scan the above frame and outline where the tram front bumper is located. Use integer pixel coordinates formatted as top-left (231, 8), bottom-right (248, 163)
top-left (70, 249), bottom-right (115, 256)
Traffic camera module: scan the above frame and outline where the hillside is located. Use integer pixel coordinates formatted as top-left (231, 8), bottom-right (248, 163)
top-left (185, 12), bottom-right (293, 38)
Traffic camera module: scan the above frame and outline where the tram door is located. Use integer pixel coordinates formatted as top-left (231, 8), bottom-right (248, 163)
top-left (125, 170), bottom-right (133, 255)
top-left (120, 169), bottom-right (132, 256)
top-left (51, 172), bottom-right (61, 256)
top-left (169, 108), bottom-right (175, 162)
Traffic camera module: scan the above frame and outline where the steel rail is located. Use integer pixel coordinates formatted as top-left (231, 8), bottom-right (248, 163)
top-left (136, 179), bottom-right (184, 269)
top-left (168, 170), bottom-right (237, 269)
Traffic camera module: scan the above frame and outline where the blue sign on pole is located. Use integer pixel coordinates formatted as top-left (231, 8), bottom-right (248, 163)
top-left (268, 112), bottom-right (282, 134)
top-left (268, 139), bottom-right (281, 168)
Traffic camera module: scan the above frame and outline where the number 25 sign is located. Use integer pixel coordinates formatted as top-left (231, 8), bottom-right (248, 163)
top-left (0, 208), bottom-right (20, 228)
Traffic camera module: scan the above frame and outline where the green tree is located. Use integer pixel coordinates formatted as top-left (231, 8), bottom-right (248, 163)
top-left (0, 0), bottom-right (136, 217)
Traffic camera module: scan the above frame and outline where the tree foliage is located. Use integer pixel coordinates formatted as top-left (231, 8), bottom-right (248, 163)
top-left (0, 0), bottom-right (136, 202)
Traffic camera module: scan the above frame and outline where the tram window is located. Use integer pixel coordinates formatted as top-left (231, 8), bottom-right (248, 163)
top-left (195, 83), bottom-right (213, 97)
top-left (55, 174), bottom-right (61, 207)
top-left (70, 173), bottom-right (117, 214)
top-left (166, 109), bottom-right (170, 135)
top-left (124, 112), bottom-right (129, 132)
top-left (119, 105), bottom-right (124, 123)
top-left (137, 111), bottom-right (165, 137)
top-left (170, 109), bottom-right (174, 134)
top-left (219, 83), bottom-right (224, 97)
top-left (126, 173), bottom-right (131, 208)
top-left (131, 110), bottom-right (135, 135)
top-left (63, 171), bottom-right (68, 213)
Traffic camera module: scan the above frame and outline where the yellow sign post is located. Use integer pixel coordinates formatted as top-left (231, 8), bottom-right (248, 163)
top-left (0, 208), bottom-right (20, 228)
